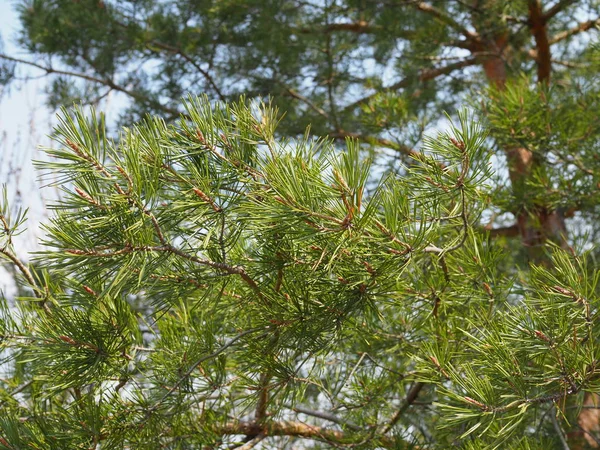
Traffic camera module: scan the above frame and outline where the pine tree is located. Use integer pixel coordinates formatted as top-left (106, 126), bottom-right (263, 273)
top-left (1, 0), bottom-right (600, 448)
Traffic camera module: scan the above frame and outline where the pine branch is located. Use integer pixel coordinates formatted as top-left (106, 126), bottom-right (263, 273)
top-left (255, 372), bottom-right (271, 423)
top-left (550, 406), bottom-right (571, 450)
top-left (0, 248), bottom-right (39, 298)
top-left (65, 245), bottom-right (263, 297)
top-left (297, 20), bottom-right (381, 34)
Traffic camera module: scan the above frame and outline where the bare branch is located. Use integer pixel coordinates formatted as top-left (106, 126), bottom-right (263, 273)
top-left (255, 373), bottom-right (271, 423)
top-left (231, 434), bottom-right (265, 450)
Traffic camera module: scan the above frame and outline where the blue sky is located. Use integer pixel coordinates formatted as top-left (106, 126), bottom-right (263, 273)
top-left (0, 0), bottom-right (53, 201)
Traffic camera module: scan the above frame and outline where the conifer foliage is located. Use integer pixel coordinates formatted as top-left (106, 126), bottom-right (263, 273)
top-left (0, 95), bottom-right (593, 449)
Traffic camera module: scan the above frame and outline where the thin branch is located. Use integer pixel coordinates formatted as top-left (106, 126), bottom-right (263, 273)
top-left (255, 373), bottom-right (271, 423)
top-left (342, 57), bottom-right (478, 113)
top-left (414, 2), bottom-right (480, 42)
top-left (0, 53), bottom-right (180, 116)
top-left (150, 327), bottom-right (265, 411)
top-left (330, 130), bottom-right (417, 157)
top-left (297, 20), bottom-right (379, 34)
top-left (0, 248), bottom-right (39, 298)
top-left (284, 86), bottom-right (330, 120)
top-left (214, 420), bottom-right (399, 448)
top-left (443, 189), bottom-right (469, 254)
top-left (550, 406), bottom-right (571, 450)
top-left (145, 40), bottom-right (226, 102)
top-left (66, 244), bottom-right (262, 297)
top-left (323, 13), bottom-right (341, 131)
top-left (551, 58), bottom-right (588, 69)
top-left (548, 18), bottom-right (600, 45)
top-left (382, 382), bottom-right (425, 434)
top-left (291, 406), bottom-right (362, 431)
top-left (231, 434), bottom-right (266, 450)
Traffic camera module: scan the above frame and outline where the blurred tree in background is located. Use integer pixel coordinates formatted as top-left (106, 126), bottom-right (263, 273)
top-left (1, 0), bottom-right (600, 448)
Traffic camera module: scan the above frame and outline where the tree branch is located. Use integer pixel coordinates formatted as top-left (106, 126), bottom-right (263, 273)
top-left (66, 244), bottom-right (263, 297)
top-left (231, 434), bottom-right (265, 450)
top-left (330, 130), bottom-right (418, 157)
top-left (414, 2), bottom-right (480, 42)
top-left (215, 420), bottom-right (400, 448)
top-left (297, 20), bottom-right (380, 34)
top-left (0, 248), bottom-right (39, 298)
top-left (543, 0), bottom-right (577, 22)
top-left (283, 86), bottom-right (330, 120)
top-left (255, 373), bottom-right (271, 423)
top-left (382, 382), bottom-right (425, 434)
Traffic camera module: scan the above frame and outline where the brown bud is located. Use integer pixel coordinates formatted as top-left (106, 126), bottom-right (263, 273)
top-left (534, 330), bottom-right (550, 342)
top-left (482, 282), bottom-right (493, 297)
top-left (59, 335), bottom-right (77, 345)
top-left (464, 396), bottom-right (486, 409)
top-left (82, 285), bottom-right (97, 297)
top-left (449, 137), bottom-right (465, 150)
